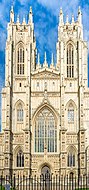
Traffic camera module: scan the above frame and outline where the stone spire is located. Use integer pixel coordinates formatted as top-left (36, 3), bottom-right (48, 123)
top-left (66, 15), bottom-right (69, 24)
top-left (50, 53), bottom-right (55, 69)
top-left (72, 15), bottom-right (74, 23)
top-left (10, 6), bottom-right (14, 23)
top-left (38, 53), bottom-right (40, 65)
top-left (17, 15), bottom-right (20, 23)
top-left (78, 6), bottom-right (82, 24)
top-left (29, 6), bottom-right (33, 23)
top-left (59, 8), bottom-right (64, 26)
top-left (44, 52), bottom-right (48, 67)
top-left (51, 53), bottom-right (54, 65)
top-left (22, 16), bottom-right (26, 24)
top-left (36, 53), bottom-right (41, 69)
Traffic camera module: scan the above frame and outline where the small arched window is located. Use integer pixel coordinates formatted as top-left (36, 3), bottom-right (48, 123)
top-left (67, 152), bottom-right (75, 167)
top-left (17, 103), bottom-right (24, 122)
top-left (17, 46), bottom-right (24, 75)
top-left (67, 44), bottom-right (74, 78)
top-left (17, 150), bottom-right (24, 167)
top-left (68, 103), bottom-right (74, 122)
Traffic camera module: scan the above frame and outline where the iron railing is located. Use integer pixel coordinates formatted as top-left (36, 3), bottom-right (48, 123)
top-left (0, 174), bottom-right (89, 190)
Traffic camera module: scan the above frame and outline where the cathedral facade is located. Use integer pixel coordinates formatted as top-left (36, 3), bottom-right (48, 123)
top-left (0, 6), bottom-right (89, 178)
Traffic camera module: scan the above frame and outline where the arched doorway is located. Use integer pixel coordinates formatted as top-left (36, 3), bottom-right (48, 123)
top-left (41, 165), bottom-right (51, 190)
top-left (41, 165), bottom-right (50, 176)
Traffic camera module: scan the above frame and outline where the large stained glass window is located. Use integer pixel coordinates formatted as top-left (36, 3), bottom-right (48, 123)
top-left (35, 109), bottom-right (57, 153)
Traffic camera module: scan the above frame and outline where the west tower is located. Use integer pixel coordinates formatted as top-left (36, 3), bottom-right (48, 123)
top-left (0, 6), bottom-right (89, 178)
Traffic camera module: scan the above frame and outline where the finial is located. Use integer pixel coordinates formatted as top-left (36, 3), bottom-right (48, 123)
top-left (10, 5), bottom-right (14, 23)
top-left (59, 7), bottom-right (64, 25)
top-left (30, 6), bottom-right (32, 14)
top-left (43, 52), bottom-right (48, 68)
top-left (66, 15), bottom-right (69, 23)
top-left (23, 16), bottom-right (26, 24)
top-left (60, 7), bottom-right (63, 14)
top-left (78, 6), bottom-right (81, 14)
top-left (44, 52), bottom-right (47, 63)
top-left (38, 53), bottom-right (40, 65)
top-left (78, 6), bottom-right (82, 24)
top-left (11, 6), bottom-right (13, 12)
top-left (29, 6), bottom-right (33, 23)
top-left (17, 15), bottom-right (20, 23)
top-left (72, 15), bottom-right (74, 23)
top-left (51, 53), bottom-right (54, 65)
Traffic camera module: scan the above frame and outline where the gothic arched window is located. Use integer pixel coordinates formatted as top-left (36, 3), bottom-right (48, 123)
top-left (17, 46), bottom-right (24, 75)
top-left (67, 152), bottom-right (75, 167)
top-left (67, 44), bottom-right (74, 78)
top-left (68, 103), bottom-right (74, 122)
top-left (17, 103), bottom-right (24, 122)
top-left (17, 150), bottom-right (24, 167)
top-left (35, 108), bottom-right (57, 153)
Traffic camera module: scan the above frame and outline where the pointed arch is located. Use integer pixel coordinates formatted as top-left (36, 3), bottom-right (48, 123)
top-left (38, 161), bottom-right (53, 174)
top-left (14, 146), bottom-right (24, 167)
top-left (66, 40), bottom-right (75, 47)
top-left (14, 145), bottom-right (24, 154)
top-left (15, 99), bottom-right (25, 108)
top-left (32, 102), bottom-right (59, 124)
top-left (15, 100), bottom-right (25, 123)
top-left (65, 100), bottom-right (77, 132)
top-left (66, 41), bottom-right (74, 78)
top-left (32, 103), bottom-right (58, 153)
top-left (67, 146), bottom-right (77, 167)
top-left (65, 99), bottom-right (77, 110)
top-left (16, 41), bottom-right (25, 47)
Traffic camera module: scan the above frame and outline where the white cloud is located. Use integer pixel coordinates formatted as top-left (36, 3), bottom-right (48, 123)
top-left (37, 0), bottom-right (80, 17)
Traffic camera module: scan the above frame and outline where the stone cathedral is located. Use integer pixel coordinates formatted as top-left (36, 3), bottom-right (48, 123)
top-left (0, 6), bottom-right (89, 178)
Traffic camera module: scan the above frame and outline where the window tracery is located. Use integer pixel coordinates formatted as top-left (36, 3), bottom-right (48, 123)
top-left (17, 46), bottom-right (24, 75)
top-left (35, 108), bottom-right (57, 153)
top-left (68, 103), bottom-right (74, 122)
top-left (17, 103), bottom-right (24, 122)
top-left (67, 44), bottom-right (74, 78)
top-left (67, 151), bottom-right (75, 167)
top-left (17, 150), bottom-right (24, 167)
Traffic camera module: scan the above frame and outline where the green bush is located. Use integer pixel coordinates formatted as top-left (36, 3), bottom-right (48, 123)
top-left (75, 188), bottom-right (89, 190)
top-left (0, 186), bottom-right (5, 190)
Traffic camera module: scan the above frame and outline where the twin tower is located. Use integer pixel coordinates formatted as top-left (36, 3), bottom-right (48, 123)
top-left (0, 6), bottom-right (88, 177)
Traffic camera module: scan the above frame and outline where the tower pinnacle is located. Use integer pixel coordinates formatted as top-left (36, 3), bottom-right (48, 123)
top-left (17, 15), bottom-right (20, 23)
top-left (29, 6), bottom-right (33, 23)
top-left (78, 6), bottom-right (82, 24)
top-left (59, 8), bottom-right (64, 26)
top-left (10, 6), bottom-right (14, 23)
top-left (72, 15), bottom-right (74, 23)
top-left (66, 15), bottom-right (69, 24)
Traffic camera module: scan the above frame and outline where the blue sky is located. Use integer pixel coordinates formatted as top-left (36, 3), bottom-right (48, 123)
top-left (0, 0), bottom-right (89, 128)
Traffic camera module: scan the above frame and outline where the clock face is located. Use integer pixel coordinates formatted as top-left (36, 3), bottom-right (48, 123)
top-left (68, 110), bottom-right (74, 122)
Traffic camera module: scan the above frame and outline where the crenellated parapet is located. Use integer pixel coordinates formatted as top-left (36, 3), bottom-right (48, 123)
top-left (58, 6), bottom-right (83, 41)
